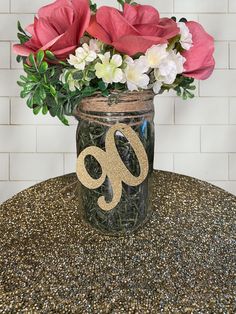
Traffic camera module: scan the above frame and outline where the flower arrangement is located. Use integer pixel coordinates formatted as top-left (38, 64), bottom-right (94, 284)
top-left (14, 0), bottom-right (215, 125)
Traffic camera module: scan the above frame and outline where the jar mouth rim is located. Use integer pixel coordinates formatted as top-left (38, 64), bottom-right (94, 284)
top-left (74, 90), bottom-right (154, 116)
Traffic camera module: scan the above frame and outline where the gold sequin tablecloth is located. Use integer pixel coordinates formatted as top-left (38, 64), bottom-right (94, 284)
top-left (0, 171), bottom-right (235, 313)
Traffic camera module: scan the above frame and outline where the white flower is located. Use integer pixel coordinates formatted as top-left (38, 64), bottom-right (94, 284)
top-left (123, 56), bottom-right (150, 91)
top-left (154, 51), bottom-right (186, 85)
top-left (89, 39), bottom-right (102, 53)
top-left (141, 44), bottom-right (168, 68)
top-left (60, 70), bottom-right (81, 92)
top-left (153, 81), bottom-right (162, 94)
top-left (154, 59), bottom-right (177, 85)
top-left (68, 43), bottom-right (97, 70)
top-left (169, 50), bottom-right (186, 73)
top-left (178, 22), bottom-right (193, 51)
top-left (95, 52), bottom-right (124, 84)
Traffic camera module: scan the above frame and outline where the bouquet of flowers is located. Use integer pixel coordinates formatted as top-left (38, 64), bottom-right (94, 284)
top-left (14, 0), bottom-right (215, 235)
top-left (14, 0), bottom-right (215, 125)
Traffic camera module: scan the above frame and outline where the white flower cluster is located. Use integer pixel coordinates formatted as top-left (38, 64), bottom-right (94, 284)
top-left (144, 44), bottom-right (186, 94)
top-left (61, 23), bottom-right (193, 94)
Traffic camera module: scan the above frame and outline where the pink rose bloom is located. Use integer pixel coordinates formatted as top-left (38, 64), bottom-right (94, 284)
top-left (13, 0), bottom-right (90, 60)
top-left (87, 3), bottom-right (179, 56)
top-left (182, 21), bottom-right (215, 80)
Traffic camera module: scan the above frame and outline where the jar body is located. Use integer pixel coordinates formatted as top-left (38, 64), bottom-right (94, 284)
top-left (75, 91), bottom-right (154, 235)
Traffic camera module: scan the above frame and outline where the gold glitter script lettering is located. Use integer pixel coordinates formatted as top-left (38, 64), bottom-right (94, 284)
top-left (76, 123), bottom-right (149, 211)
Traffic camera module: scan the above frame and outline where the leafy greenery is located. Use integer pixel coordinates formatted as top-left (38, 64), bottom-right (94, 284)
top-left (18, 51), bottom-right (69, 125)
top-left (89, 0), bottom-right (97, 13)
top-left (17, 50), bottom-right (129, 124)
top-left (159, 75), bottom-right (196, 99)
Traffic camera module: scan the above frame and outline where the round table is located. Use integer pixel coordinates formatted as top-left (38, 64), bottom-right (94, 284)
top-left (0, 171), bottom-right (235, 313)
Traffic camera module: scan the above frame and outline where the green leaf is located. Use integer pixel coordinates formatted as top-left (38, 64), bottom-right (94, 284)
top-left (98, 81), bottom-right (107, 91)
top-left (102, 90), bottom-right (109, 97)
top-left (81, 86), bottom-right (97, 97)
top-left (17, 81), bottom-right (25, 87)
top-left (50, 85), bottom-right (57, 97)
top-left (186, 90), bottom-right (195, 99)
top-left (33, 106), bottom-right (42, 115)
top-left (36, 50), bottom-right (44, 66)
top-left (117, 0), bottom-right (124, 6)
top-left (114, 82), bottom-right (125, 90)
top-left (16, 55), bottom-right (23, 63)
top-left (20, 75), bottom-right (28, 82)
top-left (72, 71), bottom-right (84, 80)
top-left (39, 86), bottom-right (47, 100)
top-left (179, 17), bottom-right (188, 23)
top-left (50, 68), bottom-right (55, 78)
top-left (27, 75), bottom-right (38, 82)
top-left (17, 33), bottom-right (29, 44)
top-left (87, 71), bottom-right (96, 80)
top-left (27, 97), bottom-right (34, 108)
top-left (182, 91), bottom-right (188, 100)
top-left (59, 61), bottom-right (67, 66)
top-left (29, 53), bottom-right (37, 69)
top-left (187, 85), bottom-right (196, 90)
top-left (17, 21), bottom-right (28, 36)
top-left (42, 105), bottom-right (48, 115)
top-left (23, 63), bottom-right (32, 71)
top-left (59, 115), bottom-right (69, 126)
top-left (45, 50), bottom-right (56, 60)
top-left (25, 82), bottom-right (35, 89)
top-left (168, 34), bottom-right (181, 51)
top-left (39, 61), bottom-right (48, 73)
top-left (20, 90), bottom-right (30, 98)
top-left (89, 0), bottom-right (97, 12)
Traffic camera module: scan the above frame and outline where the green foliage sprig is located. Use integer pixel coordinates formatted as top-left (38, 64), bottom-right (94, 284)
top-left (89, 0), bottom-right (97, 13)
top-left (17, 50), bottom-right (128, 124)
top-left (17, 50), bottom-right (70, 124)
top-left (159, 76), bottom-right (196, 99)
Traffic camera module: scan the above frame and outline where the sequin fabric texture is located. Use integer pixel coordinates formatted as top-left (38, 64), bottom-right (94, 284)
top-left (0, 171), bottom-right (235, 313)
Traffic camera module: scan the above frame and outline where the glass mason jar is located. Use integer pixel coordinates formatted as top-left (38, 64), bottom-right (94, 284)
top-left (74, 90), bottom-right (155, 236)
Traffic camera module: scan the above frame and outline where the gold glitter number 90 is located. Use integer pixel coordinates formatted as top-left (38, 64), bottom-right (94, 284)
top-left (76, 123), bottom-right (149, 212)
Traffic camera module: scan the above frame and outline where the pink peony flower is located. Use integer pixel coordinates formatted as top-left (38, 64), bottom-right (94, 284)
top-left (182, 21), bottom-right (215, 80)
top-left (87, 3), bottom-right (179, 56)
top-left (13, 0), bottom-right (90, 60)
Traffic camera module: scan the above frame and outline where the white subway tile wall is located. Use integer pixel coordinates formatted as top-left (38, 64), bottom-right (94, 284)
top-left (0, 0), bottom-right (236, 203)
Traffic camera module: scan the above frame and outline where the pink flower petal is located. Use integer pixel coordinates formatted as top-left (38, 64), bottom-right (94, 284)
top-left (13, 44), bottom-right (34, 56)
top-left (183, 64), bottom-right (215, 80)
top-left (123, 3), bottom-right (160, 25)
top-left (26, 23), bottom-right (35, 36)
top-left (38, 0), bottom-right (72, 18)
top-left (14, 0), bottom-right (90, 60)
top-left (113, 35), bottom-right (167, 56)
top-left (182, 21), bottom-right (215, 80)
top-left (87, 15), bottom-right (112, 44)
top-left (135, 19), bottom-right (179, 39)
top-left (158, 18), bottom-right (180, 39)
top-left (96, 6), bottom-right (139, 42)
top-left (72, 0), bottom-right (90, 42)
top-left (51, 45), bottom-right (77, 59)
top-left (40, 34), bottom-right (64, 51)
top-left (34, 17), bottom-right (59, 46)
top-left (51, 6), bottom-right (75, 34)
